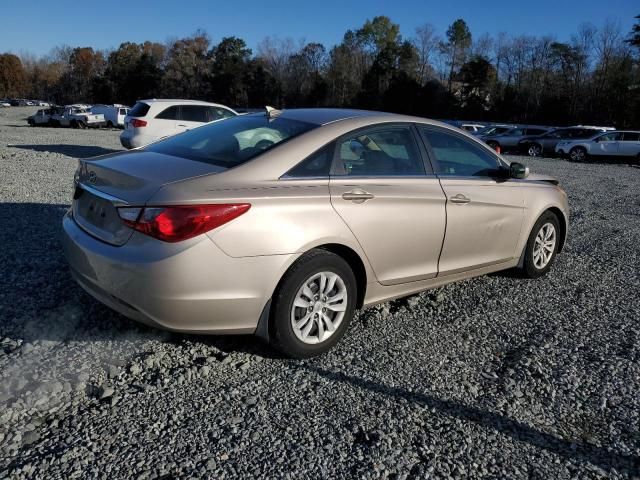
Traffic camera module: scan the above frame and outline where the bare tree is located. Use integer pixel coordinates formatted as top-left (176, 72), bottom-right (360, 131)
top-left (413, 23), bottom-right (440, 84)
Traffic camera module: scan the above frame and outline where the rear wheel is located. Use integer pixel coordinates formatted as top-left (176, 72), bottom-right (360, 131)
top-left (271, 249), bottom-right (357, 358)
top-left (569, 146), bottom-right (587, 162)
top-left (521, 211), bottom-right (560, 279)
top-left (106, 120), bottom-right (114, 128)
top-left (527, 143), bottom-right (542, 157)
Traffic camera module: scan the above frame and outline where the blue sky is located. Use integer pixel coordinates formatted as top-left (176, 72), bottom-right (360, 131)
top-left (1, 0), bottom-right (638, 56)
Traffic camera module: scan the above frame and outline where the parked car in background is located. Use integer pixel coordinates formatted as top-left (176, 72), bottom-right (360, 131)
top-left (518, 127), bottom-right (612, 157)
top-left (555, 130), bottom-right (640, 163)
top-left (473, 124), bottom-right (515, 137)
top-left (51, 105), bottom-right (106, 129)
top-left (0, 100), bottom-right (10, 108)
top-left (570, 124), bottom-right (615, 132)
top-left (480, 126), bottom-right (550, 152)
top-left (120, 99), bottom-right (237, 149)
top-left (460, 123), bottom-right (486, 133)
top-left (91, 104), bottom-right (130, 128)
top-left (27, 108), bottom-right (59, 126)
top-left (64, 108), bottom-right (569, 358)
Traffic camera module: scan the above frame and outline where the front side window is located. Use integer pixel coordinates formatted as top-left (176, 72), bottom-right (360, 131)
top-left (598, 132), bottom-right (623, 141)
top-left (145, 114), bottom-right (317, 168)
top-left (334, 126), bottom-right (425, 176)
top-left (421, 128), bottom-right (500, 177)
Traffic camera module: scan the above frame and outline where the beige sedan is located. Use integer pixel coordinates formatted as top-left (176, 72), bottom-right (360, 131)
top-left (62, 108), bottom-right (569, 358)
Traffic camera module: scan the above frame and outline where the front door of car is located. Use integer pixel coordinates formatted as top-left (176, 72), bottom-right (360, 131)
top-left (593, 132), bottom-right (622, 155)
top-left (329, 124), bottom-right (447, 285)
top-left (419, 126), bottom-right (525, 276)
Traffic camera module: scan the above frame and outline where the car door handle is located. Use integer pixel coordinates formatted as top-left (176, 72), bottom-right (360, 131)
top-left (449, 194), bottom-right (471, 204)
top-left (342, 189), bottom-right (374, 202)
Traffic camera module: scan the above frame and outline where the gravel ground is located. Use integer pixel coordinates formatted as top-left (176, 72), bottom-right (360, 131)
top-left (1, 106), bottom-right (639, 479)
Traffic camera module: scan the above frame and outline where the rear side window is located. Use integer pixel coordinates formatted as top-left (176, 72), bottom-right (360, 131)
top-left (180, 105), bottom-right (209, 123)
top-left (129, 102), bottom-right (150, 117)
top-left (622, 132), bottom-right (640, 141)
top-left (285, 145), bottom-right (333, 178)
top-left (421, 128), bottom-right (500, 177)
top-left (156, 106), bottom-right (179, 120)
top-left (334, 126), bottom-right (425, 176)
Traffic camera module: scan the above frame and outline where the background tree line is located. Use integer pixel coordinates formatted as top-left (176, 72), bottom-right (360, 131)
top-left (1, 15), bottom-right (639, 127)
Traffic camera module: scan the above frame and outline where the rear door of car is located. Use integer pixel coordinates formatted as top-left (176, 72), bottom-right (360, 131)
top-left (618, 132), bottom-right (639, 157)
top-left (329, 123), bottom-right (447, 285)
top-left (419, 126), bottom-right (524, 275)
top-left (151, 105), bottom-right (180, 138)
top-left (176, 105), bottom-right (210, 133)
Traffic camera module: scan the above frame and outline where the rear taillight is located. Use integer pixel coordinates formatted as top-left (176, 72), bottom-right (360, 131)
top-left (130, 119), bottom-right (147, 128)
top-left (117, 204), bottom-right (250, 243)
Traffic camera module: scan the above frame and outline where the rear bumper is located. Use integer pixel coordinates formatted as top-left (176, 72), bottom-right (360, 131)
top-left (120, 130), bottom-right (156, 149)
top-left (62, 211), bottom-right (296, 334)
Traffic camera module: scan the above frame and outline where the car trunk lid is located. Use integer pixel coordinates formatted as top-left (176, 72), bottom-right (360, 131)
top-left (73, 150), bottom-right (227, 245)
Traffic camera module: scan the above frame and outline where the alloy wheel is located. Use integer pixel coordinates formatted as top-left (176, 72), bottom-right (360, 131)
top-left (290, 271), bottom-right (348, 345)
top-left (533, 223), bottom-right (556, 269)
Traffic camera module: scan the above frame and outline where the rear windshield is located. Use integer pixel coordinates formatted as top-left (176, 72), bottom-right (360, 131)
top-left (145, 114), bottom-right (317, 168)
top-left (129, 102), bottom-right (150, 117)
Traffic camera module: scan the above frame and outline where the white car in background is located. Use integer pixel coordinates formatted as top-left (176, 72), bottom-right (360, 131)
top-left (91, 104), bottom-right (130, 128)
top-left (555, 130), bottom-right (640, 163)
top-left (120, 99), bottom-right (237, 149)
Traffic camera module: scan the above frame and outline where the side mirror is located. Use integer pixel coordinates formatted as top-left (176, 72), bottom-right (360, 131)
top-left (510, 162), bottom-right (529, 179)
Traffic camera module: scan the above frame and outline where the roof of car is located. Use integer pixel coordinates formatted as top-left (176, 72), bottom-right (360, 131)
top-left (255, 108), bottom-right (397, 126)
top-left (139, 99), bottom-right (233, 108)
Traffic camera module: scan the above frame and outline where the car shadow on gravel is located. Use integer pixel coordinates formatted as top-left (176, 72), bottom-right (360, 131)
top-left (9, 144), bottom-right (121, 158)
top-left (0, 201), bottom-right (284, 359)
top-left (305, 366), bottom-right (640, 475)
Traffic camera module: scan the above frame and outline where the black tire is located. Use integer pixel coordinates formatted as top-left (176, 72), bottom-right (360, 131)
top-left (106, 120), bottom-right (114, 128)
top-left (521, 211), bottom-right (561, 279)
top-left (270, 249), bottom-right (357, 359)
top-left (527, 143), bottom-right (542, 157)
top-left (569, 146), bottom-right (587, 162)
top-left (78, 121), bottom-right (87, 129)
top-left (70, 120), bottom-right (78, 129)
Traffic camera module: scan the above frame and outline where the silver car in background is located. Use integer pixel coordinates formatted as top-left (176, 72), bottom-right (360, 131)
top-left (555, 130), bottom-right (640, 163)
top-left (63, 108), bottom-right (569, 358)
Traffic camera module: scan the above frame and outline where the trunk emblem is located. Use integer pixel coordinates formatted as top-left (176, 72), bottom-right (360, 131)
top-left (88, 171), bottom-right (97, 184)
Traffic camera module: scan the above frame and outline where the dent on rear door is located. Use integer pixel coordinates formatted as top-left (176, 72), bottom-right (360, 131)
top-left (329, 177), bottom-right (447, 285)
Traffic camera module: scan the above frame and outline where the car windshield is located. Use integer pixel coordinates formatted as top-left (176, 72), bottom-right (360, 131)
top-left (145, 114), bottom-right (318, 168)
top-left (481, 126), bottom-right (510, 136)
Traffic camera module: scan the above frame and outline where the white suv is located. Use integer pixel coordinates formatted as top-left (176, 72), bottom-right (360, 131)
top-left (120, 99), bottom-right (237, 149)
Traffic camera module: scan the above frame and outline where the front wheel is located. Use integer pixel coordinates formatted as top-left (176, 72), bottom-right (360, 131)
top-left (569, 146), bottom-right (587, 162)
top-left (271, 249), bottom-right (357, 358)
top-left (527, 143), bottom-right (542, 157)
top-left (521, 212), bottom-right (560, 278)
